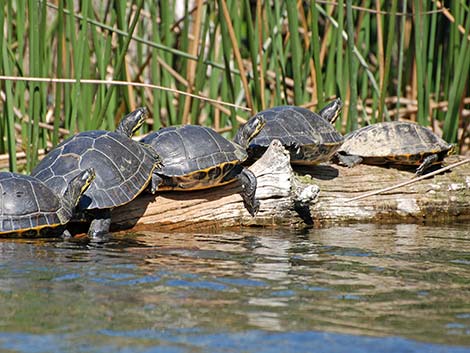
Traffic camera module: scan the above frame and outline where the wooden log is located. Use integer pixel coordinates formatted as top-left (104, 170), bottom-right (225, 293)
top-left (111, 140), bottom-right (470, 232)
top-left (307, 155), bottom-right (470, 225)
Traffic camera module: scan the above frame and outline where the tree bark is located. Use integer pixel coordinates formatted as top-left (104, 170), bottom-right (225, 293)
top-left (111, 141), bottom-right (470, 232)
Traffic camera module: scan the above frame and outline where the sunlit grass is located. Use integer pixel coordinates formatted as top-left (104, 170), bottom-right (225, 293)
top-left (1, 1), bottom-right (469, 172)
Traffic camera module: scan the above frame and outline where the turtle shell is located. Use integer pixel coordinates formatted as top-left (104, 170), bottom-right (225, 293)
top-left (140, 125), bottom-right (247, 190)
top-left (338, 121), bottom-right (453, 165)
top-left (240, 106), bottom-right (344, 165)
top-left (0, 172), bottom-right (70, 236)
top-left (32, 130), bottom-right (158, 210)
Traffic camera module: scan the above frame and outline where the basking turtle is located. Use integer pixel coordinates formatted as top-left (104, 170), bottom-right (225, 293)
top-left (234, 99), bottom-right (344, 165)
top-left (336, 121), bottom-right (454, 175)
top-left (32, 107), bottom-right (161, 238)
top-left (0, 169), bottom-right (94, 237)
top-left (139, 116), bottom-right (265, 216)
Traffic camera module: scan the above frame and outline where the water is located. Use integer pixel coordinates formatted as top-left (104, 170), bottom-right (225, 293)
top-left (1, 223), bottom-right (470, 353)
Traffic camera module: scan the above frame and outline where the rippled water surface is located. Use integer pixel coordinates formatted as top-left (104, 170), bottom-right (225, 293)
top-left (1, 223), bottom-right (470, 352)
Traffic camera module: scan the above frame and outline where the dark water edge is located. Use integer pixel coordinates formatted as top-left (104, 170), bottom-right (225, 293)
top-left (1, 330), bottom-right (470, 353)
top-left (0, 223), bottom-right (470, 352)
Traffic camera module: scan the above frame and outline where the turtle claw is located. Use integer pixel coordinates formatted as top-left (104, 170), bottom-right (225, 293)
top-left (155, 156), bottom-right (164, 169)
top-left (61, 229), bottom-right (73, 239)
top-left (87, 209), bottom-right (112, 239)
top-left (289, 142), bottom-right (304, 160)
top-left (235, 167), bottom-right (259, 217)
top-left (148, 174), bottom-right (163, 194)
top-left (336, 153), bottom-right (363, 168)
top-left (416, 154), bottom-right (439, 176)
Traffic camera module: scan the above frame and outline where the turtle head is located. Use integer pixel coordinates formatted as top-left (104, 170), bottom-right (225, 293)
top-left (447, 144), bottom-right (455, 156)
top-left (116, 107), bottom-right (148, 137)
top-left (319, 98), bottom-right (343, 124)
top-left (235, 114), bottom-right (266, 148)
top-left (62, 168), bottom-right (96, 210)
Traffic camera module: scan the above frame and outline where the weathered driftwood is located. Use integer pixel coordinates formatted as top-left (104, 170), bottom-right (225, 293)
top-left (307, 155), bottom-right (470, 225)
top-left (111, 140), bottom-right (470, 232)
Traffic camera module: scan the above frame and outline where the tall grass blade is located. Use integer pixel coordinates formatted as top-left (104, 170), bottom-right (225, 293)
top-left (256, 0), bottom-right (266, 110)
top-left (95, 0), bottom-right (144, 129)
top-left (443, 13), bottom-right (470, 144)
top-left (26, 0), bottom-right (45, 171)
top-left (345, 0), bottom-right (358, 131)
top-left (395, 0), bottom-right (408, 120)
top-left (286, 1), bottom-right (303, 105)
top-left (217, 0), bottom-right (237, 126)
top-left (335, 0), bottom-right (345, 106)
top-left (309, 1), bottom-right (324, 108)
top-left (219, 0), bottom-right (253, 113)
top-left (244, 0), bottom-right (261, 111)
top-left (377, 0), bottom-right (397, 121)
top-left (182, 0), bottom-right (205, 124)
top-left (190, 5), bottom-right (212, 125)
top-left (413, 0), bottom-right (428, 125)
top-left (1, 38), bottom-right (17, 171)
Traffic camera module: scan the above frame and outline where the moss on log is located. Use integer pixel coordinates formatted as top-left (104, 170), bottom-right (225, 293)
top-left (111, 141), bottom-right (470, 232)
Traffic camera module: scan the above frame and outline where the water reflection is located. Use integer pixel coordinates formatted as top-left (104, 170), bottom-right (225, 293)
top-left (245, 235), bottom-right (292, 331)
top-left (0, 223), bottom-right (469, 351)
top-left (126, 224), bottom-right (470, 344)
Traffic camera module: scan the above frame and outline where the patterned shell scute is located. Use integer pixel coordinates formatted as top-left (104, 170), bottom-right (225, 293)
top-left (0, 172), bottom-right (67, 234)
top-left (250, 106), bottom-right (343, 148)
top-left (32, 130), bottom-right (156, 210)
top-left (141, 125), bottom-right (246, 177)
top-left (340, 122), bottom-right (452, 157)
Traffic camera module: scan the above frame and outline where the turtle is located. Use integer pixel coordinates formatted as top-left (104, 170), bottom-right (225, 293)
top-left (139, 115), bottom-right (266, 216)
top-left (31, 107), bottom-right (161, 238)
top-left (0, 169), bottom-right (95, 238)
top-left (234, 98), bottom-right (344, 165)
top-left (335, 121), bottom-right (454, 175)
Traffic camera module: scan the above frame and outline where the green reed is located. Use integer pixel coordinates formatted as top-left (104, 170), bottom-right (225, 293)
top-left (1, 0), bottom-right (469, 172)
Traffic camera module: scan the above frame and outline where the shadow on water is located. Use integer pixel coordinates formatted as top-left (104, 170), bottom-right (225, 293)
top-left (0, 223), bottom-right (470, 352)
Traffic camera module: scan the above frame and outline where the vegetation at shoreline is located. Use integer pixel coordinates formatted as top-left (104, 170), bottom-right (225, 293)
top-left (1, 1), bottom-right (469, 172)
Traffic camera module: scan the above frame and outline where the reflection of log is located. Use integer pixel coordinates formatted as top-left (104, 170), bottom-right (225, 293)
top-left (112, 139), bottom-right (470, 232)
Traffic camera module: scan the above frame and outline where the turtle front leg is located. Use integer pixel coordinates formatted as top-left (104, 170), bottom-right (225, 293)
top-left (291, 142), bottom-right (304, 160)
top-left (149, 173), bottom-right (163, 194)
top-left (336, 152), bottom-right (363, 168)
top-left (61, 228), bottom-right (73, 239)
top-left (88, 209), bottom-right (112, 239)
top-left (234, 167), bottom-right (259, 217)
top-left (416, 154), bottom-right (439, 176)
